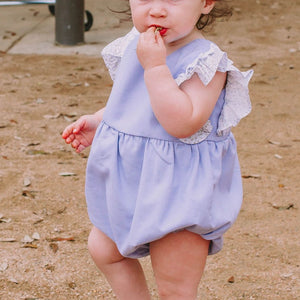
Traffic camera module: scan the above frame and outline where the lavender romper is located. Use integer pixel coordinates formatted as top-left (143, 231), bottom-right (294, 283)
top-left (85, 28), bottom-right (253, 258)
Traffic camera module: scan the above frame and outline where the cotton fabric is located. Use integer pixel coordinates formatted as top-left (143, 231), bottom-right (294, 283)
top-left (85, 28), bottom-right (253, 257)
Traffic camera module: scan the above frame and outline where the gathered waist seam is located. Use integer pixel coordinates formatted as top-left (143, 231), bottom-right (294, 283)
top-left (101, 121), bottom-right (232, 145)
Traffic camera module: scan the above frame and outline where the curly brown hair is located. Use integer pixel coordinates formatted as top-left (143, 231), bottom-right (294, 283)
top-left (197, 0), bottom-right (232, 30)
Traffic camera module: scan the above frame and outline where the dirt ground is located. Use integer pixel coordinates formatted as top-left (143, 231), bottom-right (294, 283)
top-left (0, 0), bottom-right (299, 299)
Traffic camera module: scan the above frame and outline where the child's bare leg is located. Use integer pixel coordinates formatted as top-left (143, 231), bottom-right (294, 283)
top-left (88, 226), bottom-right (151, 300)
top-left (150, 230), bottom-right (210, 300)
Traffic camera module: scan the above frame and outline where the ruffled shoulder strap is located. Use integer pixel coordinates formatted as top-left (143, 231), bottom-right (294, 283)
top-left (174, 41), bottom-right (253, 136)
top-left (218, 61), bottom-right (253, 135)
top-left (101, 27), bottom-right (139, 81)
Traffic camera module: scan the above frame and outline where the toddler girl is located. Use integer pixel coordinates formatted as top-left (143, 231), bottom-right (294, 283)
top-left (62, 0), bottom-right (253, 299)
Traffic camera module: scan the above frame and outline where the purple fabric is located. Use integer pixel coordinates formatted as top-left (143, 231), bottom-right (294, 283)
top-left (85, 37), bottom-right (246, 257)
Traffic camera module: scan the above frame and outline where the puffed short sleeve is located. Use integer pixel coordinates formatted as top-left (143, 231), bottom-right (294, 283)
top-left (174, 42), bottom-right (253, 137)
top-left (101, 27), bottom-right (139, 81)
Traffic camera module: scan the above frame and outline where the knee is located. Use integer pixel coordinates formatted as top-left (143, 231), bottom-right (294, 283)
top-left (88, 226), bottom-right (123, 267)
top-left (156, 281), bottom-right (197, 300)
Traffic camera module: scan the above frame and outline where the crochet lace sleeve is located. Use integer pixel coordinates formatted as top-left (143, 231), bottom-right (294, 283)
top-left (101, 27), bottom-right (139, 81)
top-left (175, 43), bottom-right (253, 138)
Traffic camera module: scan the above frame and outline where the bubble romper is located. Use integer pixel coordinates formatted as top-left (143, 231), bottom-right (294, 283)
top-left (85, 28), bottom-right (253, 258)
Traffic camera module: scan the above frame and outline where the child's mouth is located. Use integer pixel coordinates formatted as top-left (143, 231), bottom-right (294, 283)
top-left (152, 26), bottom-right (167, 36)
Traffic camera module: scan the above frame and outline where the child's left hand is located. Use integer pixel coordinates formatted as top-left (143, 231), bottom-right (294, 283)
top-left (137, 27), bottom-right (167, 70)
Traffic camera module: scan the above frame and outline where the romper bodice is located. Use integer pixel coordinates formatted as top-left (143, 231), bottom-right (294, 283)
top-left (101, 31), bottom-right (253, 144)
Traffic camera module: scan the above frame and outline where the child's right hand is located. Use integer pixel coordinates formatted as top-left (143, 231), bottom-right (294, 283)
top-left (137, 27), bottom-right (167, 70)
top-left (62, 114), bottom-right (100, 153)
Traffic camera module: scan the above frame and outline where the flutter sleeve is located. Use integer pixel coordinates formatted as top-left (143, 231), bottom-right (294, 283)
top-left (101, 27), bottom-right (139, 81)
top-left (174, 42), bottom-right (253, 136)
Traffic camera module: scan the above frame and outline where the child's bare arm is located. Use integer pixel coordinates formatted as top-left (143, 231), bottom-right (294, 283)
top-left (145, 67), bottom-right (226, 138)
top-left (62, 108), bottom-right (105, 153)
top-left (137, 29), bottom-right (226, 139)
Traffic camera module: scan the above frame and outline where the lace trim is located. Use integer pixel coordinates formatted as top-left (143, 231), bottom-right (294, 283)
top-left (101, 28), bottom-right (138, 81)
top-left (174, 43), bottom-right (253, 141)
top-left (179, 121), bottom-right (212, 144)
top-left (217, 66), bottom-right (253, 135)
top-left (175, 43), bottom-right (228, 87)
